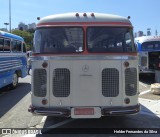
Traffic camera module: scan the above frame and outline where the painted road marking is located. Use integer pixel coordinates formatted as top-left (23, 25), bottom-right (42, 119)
top-left (139, 89), bottom-right (151, 95)
top-left (139, 82), bottom-right (148, 88)
top-left (44, 118), bottom-right (74, 129)
top-left (40, 116), bottom-right (47, 124)
top-left (139, 98), bottom-right (160, 118)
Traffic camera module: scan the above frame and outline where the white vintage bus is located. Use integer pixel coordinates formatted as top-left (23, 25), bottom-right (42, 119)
top-left (28, 13), bottom-right (140, 118)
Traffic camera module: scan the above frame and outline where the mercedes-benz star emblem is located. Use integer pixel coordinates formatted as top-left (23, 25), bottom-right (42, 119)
top-left (82, 65), bottom-right (89, 72)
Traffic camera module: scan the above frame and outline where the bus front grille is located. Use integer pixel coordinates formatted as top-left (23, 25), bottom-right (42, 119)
top-left (125, 68), bottom-right (137, 96)
top-left (33, 69), bottom-right (47, 97)
top-left (141, 56), bottom-right (147, 66)
top-left (102, 68), bottom-right (119, 97)
top-left (53, 68), bottom-right (70, 97)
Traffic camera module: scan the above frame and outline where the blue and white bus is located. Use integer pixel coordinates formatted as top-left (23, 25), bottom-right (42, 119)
top-left (0, 31), bottom-right (27, 89)
top-left (135, 36), bottom-right (160, 74)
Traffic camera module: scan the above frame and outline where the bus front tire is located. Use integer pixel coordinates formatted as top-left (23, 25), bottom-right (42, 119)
top-left (10, 73), bottom-right (19, 89)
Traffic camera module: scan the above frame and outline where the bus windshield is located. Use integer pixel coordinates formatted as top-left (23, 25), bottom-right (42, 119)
top-left (33, 27), bottom-right (135, 54)
top-left (141, 41), bottom-right (160, 51)
top-left (33, 27), bottom-right (83, 53)
top-left (87, 27), bottom-right (135, 52)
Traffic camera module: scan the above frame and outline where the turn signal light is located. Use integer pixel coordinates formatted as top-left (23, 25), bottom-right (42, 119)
top-left (42, 62), bottom-right (48, 68)
top-left (42, 98), bottom-right (48, 105)
top-left (124, 98), bottom-right (130, 104)
top-left (124, 61), bottom-right (129, 67)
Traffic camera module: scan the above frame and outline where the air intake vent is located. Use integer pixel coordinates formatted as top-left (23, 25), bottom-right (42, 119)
top-left (141, 56), bottom-right (147, 66)
top-left (53, 68), bottom-right (70, 97)
top-left (125, 68), bottom-right (137, 96)
top-left (102, 68), bottom-right (119, 97)
top-left (33, 69), bottom-right (47, 97)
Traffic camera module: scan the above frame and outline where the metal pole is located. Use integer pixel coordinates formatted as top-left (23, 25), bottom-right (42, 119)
top-left (9, 0), bottom-right (11, 32)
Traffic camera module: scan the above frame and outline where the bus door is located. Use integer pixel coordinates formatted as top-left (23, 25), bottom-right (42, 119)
top-left (138, 42), bottom-right (148, 70)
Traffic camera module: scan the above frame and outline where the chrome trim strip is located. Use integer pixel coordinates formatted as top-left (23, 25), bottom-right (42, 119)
top-left (80, 74), bottom-right (93, 76)
top-left (32, 55), bottom-right (138, 61)
top-left (0, 65), bottom-right (23, 72)
top-left (33, 110), bottom-right (70, 117)
top-left (0, 62), bottom-right (22, 67)
top-left (34, 110), bottom-right (64, 115)
top-left (0, 61), bottom-right (22, 66)
top-left (0, 60), bottom-right (22, 63)
top-left (108, 109), bottom-right (137, 114)
top-left (0, 53), bottom-right (26, 56)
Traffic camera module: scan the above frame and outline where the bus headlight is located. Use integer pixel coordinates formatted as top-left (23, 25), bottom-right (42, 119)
top-left (124, 98), bottom-right (130, 104)
top-left (42, 98), bottom-right (48, 105)
top-left (124, 61), bottom-right (129, 67)
top-left (42, 62), bottom-right (48, 68)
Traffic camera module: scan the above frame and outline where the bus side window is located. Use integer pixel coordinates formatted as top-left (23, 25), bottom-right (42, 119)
top-left (125, 32), bottom-right (135, 52)
top-left (12, 40), bottom-right (17, 52)
top-left (12, 40), bottom-right (22, 52)
top-left (23, 43), bottom-right (26, 53)
top-left (4, 39), bottom-right (11, 52)
top-left (17, 41), bottom-right (22, 52)
top-left (0, 38), bottom-right (4, 51)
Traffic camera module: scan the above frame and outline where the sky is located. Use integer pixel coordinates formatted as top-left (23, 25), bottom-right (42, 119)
top-left (0, 0), bottom-right (160, 35)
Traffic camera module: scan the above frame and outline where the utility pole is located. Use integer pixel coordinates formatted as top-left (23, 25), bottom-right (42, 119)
top-left (9, 0), bottom-right (11, 32)
top-left (155, 25), bottom-right (158, 36)
top-left (155, 29), bottom-right (158, 36)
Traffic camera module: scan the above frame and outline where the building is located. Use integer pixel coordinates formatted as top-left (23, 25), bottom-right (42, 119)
top-left (18, 22), bottom-right (36, 31)
top-left (155, 29), bottom-right (158, 36)
top-left (147, 28), bottom-right (151, 36)
top-left (137, 31), bottom-right (144, 37)
top-left (28, 23), bottom-right (36, 30)
top-left (18, 22), bottom-right (28, 31)
top-left (134, 32), bottom-right (137, 38)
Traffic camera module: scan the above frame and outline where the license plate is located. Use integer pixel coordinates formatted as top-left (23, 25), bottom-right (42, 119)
top-left (74, 108), bottom-right (94, 115)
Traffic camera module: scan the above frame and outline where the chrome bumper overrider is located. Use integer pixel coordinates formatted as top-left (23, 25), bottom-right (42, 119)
top-left (28, 106), bottom-right (71, 117)
top-left (102, 104), bottom-right (140, 116)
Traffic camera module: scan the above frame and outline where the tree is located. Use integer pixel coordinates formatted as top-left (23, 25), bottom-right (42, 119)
top-left (27, 28), bottom-right (35, 33)
top-left (12, 30), bottom-right (33, 50)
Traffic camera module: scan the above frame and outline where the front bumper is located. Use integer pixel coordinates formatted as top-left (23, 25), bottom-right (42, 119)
top-left (28, 104), bottom-right (140, 117)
